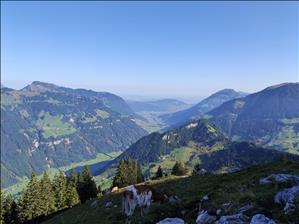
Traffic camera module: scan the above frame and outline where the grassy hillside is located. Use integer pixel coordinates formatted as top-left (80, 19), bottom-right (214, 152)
top-left (4, 151), bottom-right (121, 196)
top-left (1, 82), bottom-right (147, 188)
top-left (208, 83), bottom-right (299, 154)
top-left (93, 120), bottom-right (299, 191)
top-left (42, 161), bottom-right (299, 224)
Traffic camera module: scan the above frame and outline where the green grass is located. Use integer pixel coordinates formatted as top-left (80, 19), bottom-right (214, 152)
top-left (36, 111), bottom-right (76, 138)
top-left (207, 124), bottom-right (217, 133)
top-left (94, 142), bottom-right (224, 189)
top-left (42, 161), bottom-right (299, 224)
top-left (133, 117), bottom-right (163, 133)
top-left (1, 92), bottom-right (21, 108)
top-left (267, 126), bottom-right (299, 153)
top-left (4, 152), bottom-right (122, 196)
top-left (95, 109), bottom-right (110, 119)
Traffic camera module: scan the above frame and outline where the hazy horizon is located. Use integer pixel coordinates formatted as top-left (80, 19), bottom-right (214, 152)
top-left (1, 1), bottom-right (298, 102)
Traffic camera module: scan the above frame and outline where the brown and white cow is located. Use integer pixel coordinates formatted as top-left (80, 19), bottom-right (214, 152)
top-left (122, 185), bottom-right (168, 223)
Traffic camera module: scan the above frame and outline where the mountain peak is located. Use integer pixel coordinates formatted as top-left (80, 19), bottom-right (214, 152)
top-left (214, 88), bottom-right (236, 94)
top-left (210, 88), bottom-right (246, 98)
top-left (22, 81), bottom-right (59, 92)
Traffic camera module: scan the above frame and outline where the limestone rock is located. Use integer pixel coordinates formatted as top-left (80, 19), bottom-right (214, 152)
top-left (250, 214), bottom-right (276, 224)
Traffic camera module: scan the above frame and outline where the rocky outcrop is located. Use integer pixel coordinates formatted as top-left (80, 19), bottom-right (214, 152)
top-left (250, 214), bottom-right (276, 224)
top-left (196, 210), bottom-right (217, 224)
top-left (274, 185), bottom-right (299, 214)
top-left (156, 218), bottom-right (185, 224)
top-left (215, 213), bottom-right (249, 224)
top-left (259, 174), bottom-right (299, 185)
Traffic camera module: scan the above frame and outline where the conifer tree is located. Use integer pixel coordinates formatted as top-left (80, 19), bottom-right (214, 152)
top-left (2, 194), bottom-right (20, 224)
top-left (40, 172), bottom-right (56, 215)
top-left (68, 168), bottom-right (78, 187)
top-left (155, 166), bottom-right (163, 179)
top-left (77, 166), bottom-right (97, 203)
top-left (18, 172), bottom-right (42, 222)
top-left (52, 170), bottom-right (67, 210)
top-left (2, 194), bottom-right (13, 224)
top-left (113, 159), bottom-right (130, 188)
top-left (136, 163), bottom-right (144, 183)
top-left (171, 161), bottom-right (188, 176)
top-left (65, 184), bottom-right (80, 208)
top-left (0, 190), bottom-right (4, 224)
top-left (112, 159), bottom-right (144, 188)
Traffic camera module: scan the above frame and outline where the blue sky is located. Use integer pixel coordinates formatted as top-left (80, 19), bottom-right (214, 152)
top-left (1, 1), bottom-right (298, 102)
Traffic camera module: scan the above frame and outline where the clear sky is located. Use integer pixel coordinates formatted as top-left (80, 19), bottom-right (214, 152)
top-left (1, 1), bottom-right (298, 102)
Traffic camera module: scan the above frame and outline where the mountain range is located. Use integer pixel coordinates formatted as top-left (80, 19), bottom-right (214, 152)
top-left (160, 89), bottom-right (247, 128)
top-left (208, 83), bottom-right (299, 153)
top-left (95, 119), bottom-right (298, 184)
top-left (1, 81), bottom-right (147, 188)
top-left (2, 82), bottom-right (299, 190)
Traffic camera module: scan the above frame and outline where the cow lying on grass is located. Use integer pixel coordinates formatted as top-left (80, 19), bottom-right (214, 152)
top-left (122, 185), bottom-right (168, 224)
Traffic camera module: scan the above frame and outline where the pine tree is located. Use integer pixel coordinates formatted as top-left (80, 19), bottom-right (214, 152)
top-left (2, 194), bottom-right (20, 224)
top-left (192, 163), bottom-right (200, 175)
top-left (155, 166), bottom-right (163, 179)
top-left (1, 190), bottom-right (4, 224)
top-left (18, 172), bottom-right (43, 222)
top-left (9, 200), bottom-right (20, 224)
top-left (65, 184), bottom-right (79, 208)
top-left (171, 161), bottom-right (188, 176)
top-left (68, 168), bottom-right (78, 187)
top-left (52, 170), bottom-right (67, 210)
top-left (2, 194), bottom-right (13, 224)
top-left (136, 163), bottom-right (144, 183)
top-left (113, 159), bottom-right (130, 188)
top-left (40, 172), bottom-right (56, 215)
top-left (112, 159), bottom-right (144, 188)
top-left (77, 166), bottom-right (97, 203)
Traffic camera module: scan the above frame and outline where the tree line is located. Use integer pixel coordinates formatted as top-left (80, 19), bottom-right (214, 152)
top-left (112, 159), bottom-right (189, 188)
top-left (1, 166), bottom-right (98, 224)
top-left (1, 159), bottom-right (197, 224)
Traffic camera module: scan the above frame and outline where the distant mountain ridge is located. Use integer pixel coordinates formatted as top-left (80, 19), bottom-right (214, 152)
top-left (21, 81), bottom-right (135, 115)
top-left (160, 89), bottom-right (247, 128)
top-left (1, 81), bottom-right (147, 188)
top-left (208, 82), bottom-right (299, 153)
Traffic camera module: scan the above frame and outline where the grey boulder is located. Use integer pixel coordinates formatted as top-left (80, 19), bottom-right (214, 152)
top-left (215, 213), bottom-right (249, 224)
top-left (260, 174), bottom-right (299, 185)
top-left (196, 210), bottom-right (217, 224)
top-left (156, 218), bottom-right (185, 224)
top-left (274, 185), bottom-right (299, 214)
top-left (250, 214), bottom-right (276, 224)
